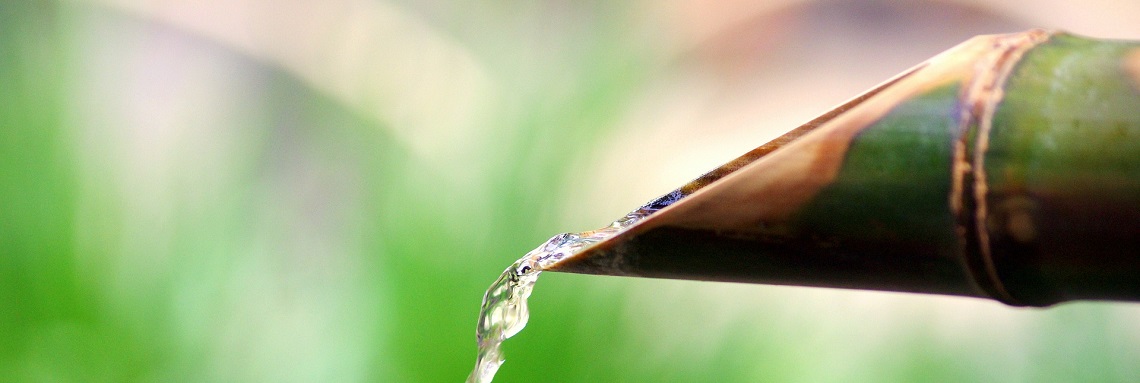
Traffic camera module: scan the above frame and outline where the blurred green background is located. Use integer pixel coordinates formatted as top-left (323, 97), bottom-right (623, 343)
top-left (3, 0), bottom-right (1140, 382)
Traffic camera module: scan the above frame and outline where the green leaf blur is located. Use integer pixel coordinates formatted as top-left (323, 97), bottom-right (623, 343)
top-left (1, 1), bottom-right (1139, 382)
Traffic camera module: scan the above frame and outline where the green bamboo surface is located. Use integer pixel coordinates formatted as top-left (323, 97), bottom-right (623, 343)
top-left (986, 35), bottom-right (1140, 304)
top-left (2, 1), bottom-right (1140, 382)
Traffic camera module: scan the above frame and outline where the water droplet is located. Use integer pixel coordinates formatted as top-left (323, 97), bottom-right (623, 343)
top-left (466, 205), bottom-right (659, 383)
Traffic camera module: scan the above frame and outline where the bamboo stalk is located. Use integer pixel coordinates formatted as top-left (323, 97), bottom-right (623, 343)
top-left (544, 30), bottom-right (1140, 307)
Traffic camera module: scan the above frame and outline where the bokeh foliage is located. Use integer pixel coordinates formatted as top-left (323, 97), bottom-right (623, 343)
top-left (1, 1), bottom-right (1139, 382)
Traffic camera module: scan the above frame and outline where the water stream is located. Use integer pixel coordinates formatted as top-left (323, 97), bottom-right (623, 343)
top-left (465, 207), bottom-right (658, 383)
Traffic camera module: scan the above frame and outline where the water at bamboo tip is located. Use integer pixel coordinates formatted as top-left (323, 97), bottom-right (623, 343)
top-left (467, 30), bottom-right (1140, 382)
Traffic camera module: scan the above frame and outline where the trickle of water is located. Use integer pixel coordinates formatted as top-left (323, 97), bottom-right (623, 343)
top-left (466, 208), bottom-right (658, 383)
